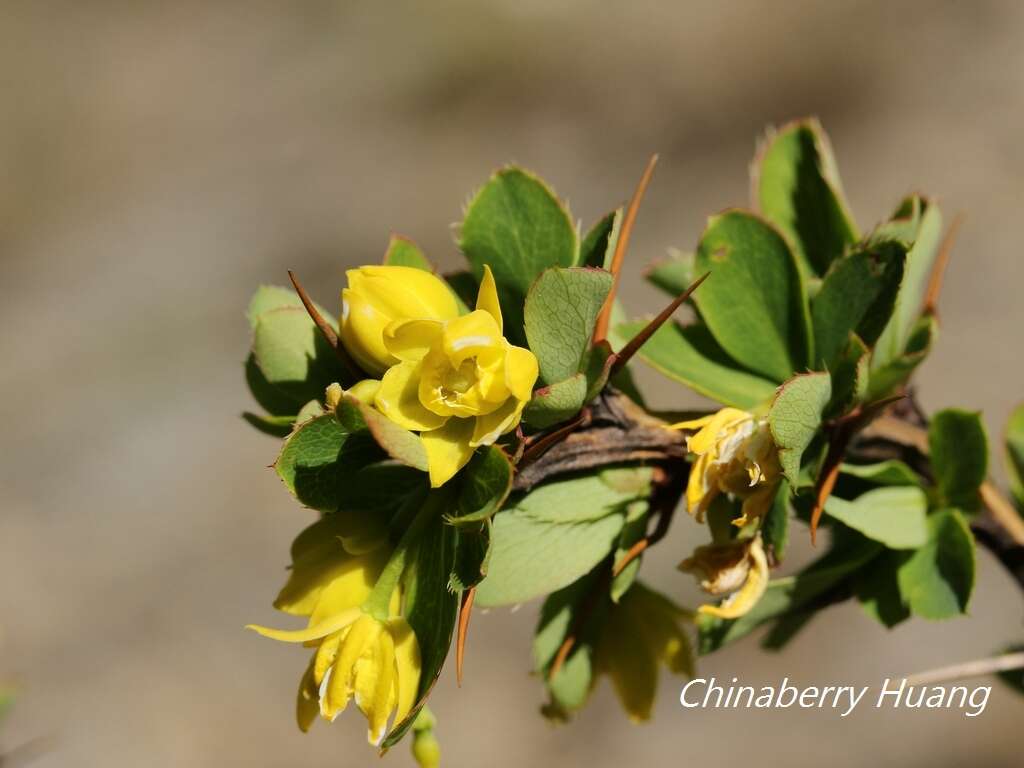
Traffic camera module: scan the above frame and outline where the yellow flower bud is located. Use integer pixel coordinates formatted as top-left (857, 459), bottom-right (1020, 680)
top-left (671, 407), bottom-right (781, 526)
top-left (340, 265), bottom-right (460, 376)
top-left (373, 266), bottom-right (538, 487)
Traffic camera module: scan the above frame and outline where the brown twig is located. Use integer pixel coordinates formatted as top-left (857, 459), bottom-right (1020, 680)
top-left (287, 270), bottom-right (360, 380)
top-left (517, 408), bottom-right (591, 467)
top-left (455, 586), bottom-right (475, 686)
top-left (593, 154), bottom-right (659, 343)
top-left (609, 272), bottom-right (711, 376)
top-left (810, 395), bottom-right (906, 543)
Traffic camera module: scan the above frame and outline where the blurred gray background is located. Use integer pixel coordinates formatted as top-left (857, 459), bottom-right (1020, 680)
top-left (2, 1), bottom-right (1023, 766)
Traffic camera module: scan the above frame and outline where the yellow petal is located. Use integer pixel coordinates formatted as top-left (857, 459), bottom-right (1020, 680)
top-left (323, 615), bottom-right (380, 720)
top-left (475, 265), bottom-right (503, 334)
top-left (347, 379), bottom-right (381, 405)
top-left (375, 361), bottom-right (449, 431)
top-left (383, 319), bottom-right (445, 363)
top-left (679, 408), bottom-right (750, 456)
top-left (354, 266), bottom-right (459, 322)
top-left (697, 536), bottom-right (769, 620)
top-left (684, 453), bottom-right (718, 520)
top-left (421, 417), bottom-right (476, 487)
top-left (340, 287), bottom-right (396, 376)
top-left (314, 631), bottom-right (344, 686)
top-left (390, 618), bottom-right (422, 727)
top-left (296, 656), bottom-right (319, 733)
top-left (362, 627), bottom-right (397, 745)
top-left (735, 483), bottom-right (778, 528)
top-left (442, 310), bottom-right (502, 367)
top-left (503, 344), bottom-right (539, 402)
top-left (470, 398), bottom-right (525, 447)
top-left (309, 551), bottom-right (386, 626)
top-left (246, 606), bottom-right (362, 644)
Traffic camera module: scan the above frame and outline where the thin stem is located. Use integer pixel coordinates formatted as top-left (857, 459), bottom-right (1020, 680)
top-left (288, 270), bottom-right (360, 380)
top-left (455, 586), bottom-right (475, 686)
top-left (903, 651), bottom-right (1024, 687)
top-left (593, 155), bottom-right (658, 343)
top-left (609, 271), bottom-right (710, 376)
top-left (363, 492), bottom-right (445, 620)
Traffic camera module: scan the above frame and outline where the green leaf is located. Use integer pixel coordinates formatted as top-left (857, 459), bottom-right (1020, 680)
top-left (244, 353), bottom-right (303, 417)
top-left (252, 306), bottom-right (348, 403)
top-left (247, 284), bottom-right (309, 328)
top-left (384, 502), bottom-right (459, 748)
top-left (929, 409), bottom-right (988, 512)
top-left (274, 413), bottom-right (384, 511)
top-left (580, 209), bottom-right (621, 270)
top-left (533, 570), bottom-right (606, 714)
top-left (460, 168), bottom-right (577, 343)
top-left (693, 211), bottom-right (811, 382)
top-left (449, 447), bottom-right (513, 525)
top-left (610, 500), bottom-right (650, 602)
top-left (525, 267), bottom-right (613, 385)
top-left (853, 550), bottom-right (910, 628)
top-left (617, 320), bottom-right (778, 410)
top-left (515, 469), bottom-right (653, 524)
top-left (523, 374), bottom-right (588, 429)
top-left (383, 234), bottom-right (433, 270)
top-left (840, 460), bottom-right (922, 487)
top-left (866, 314), bottom-right (937, 400)
top-left (826, 333), bottom-right (869, 416)
top-left (698, 533), bottom-right (879, 653)
top-left (761, 480), bottom-right (790, 562)
top-left (872, 196), bottom-right (943, 368)
top-left (768, 372), bottom-right (832, 485)
top-left (450, 520), bottom-right (492, 592)
top-left (242, 411), bottom-right (295, 437)
top-left (475, 479), bottom-right (626, 610)
top-left (645, 249), bottom-right (695, 297)
top-left (754, 118), bottom-right (859, 276)
top-left (1006, 403), bottom-right (1024, 508)
top-left (339, 396), bottom-right (429, 472)
top-left (824, 486), bottom-right (929, 549)
top-left (897, 509), bottom-right (975, 619)
top-left (811, 241), bottom-right (906, 368)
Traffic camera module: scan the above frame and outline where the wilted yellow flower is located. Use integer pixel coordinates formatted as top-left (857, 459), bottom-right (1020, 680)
top-left (247, 517), bottom-right (421, 745)
top-left (679, 535), bottom-right (769, 619)
top-left (374, 266), bottom-right (538, 487)
top-left (340, 265), bottom-right (460, 376)
top-left (672, 407), bottom-right (780, 526)
top-left (593, 583), bottom-right (694, 722)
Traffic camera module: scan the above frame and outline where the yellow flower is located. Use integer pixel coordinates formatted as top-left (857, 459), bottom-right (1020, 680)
top-left (593, 583), bottom-right (694, 722)
top-left (247, 518), bottom-right (422, 744)
top-left (374, 266), bottom-right (538, 487)
top-left (340, 265), bottom-right (460, 376)
top-left (672, 407), bottom-right (781, 526)
top-left (679, 534), bottom-right (769, 619)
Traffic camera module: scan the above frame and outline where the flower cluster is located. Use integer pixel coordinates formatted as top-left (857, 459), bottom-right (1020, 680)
top-left (247, 517), bottom-right (421, 745)
top-left (673, 408), bottom-right (780, 618)
top-left (340, 265), bottom-right (538, 487)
